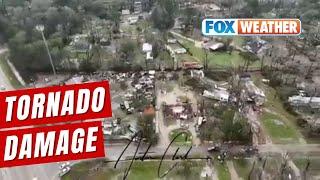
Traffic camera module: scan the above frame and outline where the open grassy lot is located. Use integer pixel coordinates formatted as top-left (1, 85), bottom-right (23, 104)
top-left (261, 111), bottom-right (300, 143)
top-left (180, 40), bottom-right (241, 67)
top-left (233, 159), bottom-right (252, 179)
top-left (232, 37), bottom-right (246, 47)
top-left (293, 156), bottom-right (320, 178)
top-left (253, 74), bottom-right (305, 144)
top-left (176, 38), bottom-right (260, 69)
top-left (214, 162), bottom-right (231, 180)
top-left (63, 160), bottom-right (206, 180)
top-left (176, 53), bottom-right (199, 63)
top-left (169, 129), bottom-right (193, 146)
top-left (0, 53), bottom-right (23, 89)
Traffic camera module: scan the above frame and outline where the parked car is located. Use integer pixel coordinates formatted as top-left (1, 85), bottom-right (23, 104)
top-left (59, 166), bottom-right (71, 177)
top-left (60, 162), bottom-right (70, 169)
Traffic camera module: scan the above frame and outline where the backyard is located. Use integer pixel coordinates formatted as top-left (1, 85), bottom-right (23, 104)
top-left (261, 111), bottom-right (300, 144)
top-left (169, 129), bottom-right (193, 146)
top-left (293, 156), bottom-right (320, 178)
top-left (214, 162), bottom-right (231, 180)
top-left (253, 74), bottom-right (306, 144)
top-left (233, 159), bottom-right (252, 179)
top-left (175, 37), bottom-right (261, 69)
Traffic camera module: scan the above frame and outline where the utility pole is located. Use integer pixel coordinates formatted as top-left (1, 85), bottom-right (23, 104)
top-left (35, 25), bottom-right (57, 75)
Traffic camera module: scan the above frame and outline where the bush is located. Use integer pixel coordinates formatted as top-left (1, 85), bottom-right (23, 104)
top-left (204, 70), bottom-right (231, 81)
top-left (184, 78), bottom-right (206, 92)
top-left (137, 115), bottom-right (158, 145)
top-left (220, 109), bottom-right (252, 144)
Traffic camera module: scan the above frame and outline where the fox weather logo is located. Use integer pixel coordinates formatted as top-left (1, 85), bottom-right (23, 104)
top-left (202, 18), bottom-right (301, 36)
top-left (202, 19), bottom-right (237, 36)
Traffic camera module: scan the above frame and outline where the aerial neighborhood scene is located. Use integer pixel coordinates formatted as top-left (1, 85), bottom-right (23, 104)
top-left (0, 0), bottom-right (320, 179)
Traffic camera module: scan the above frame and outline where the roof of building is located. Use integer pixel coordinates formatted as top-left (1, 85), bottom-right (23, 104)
top-left (122, 9), bottom-right (130, 15)
top-left (144, 105), bottom-right (155, 116)
top-left (142, 43), bottom-right (152, 52)
top-left (65, 76), bottom-right (84, 85)
top-left (209, 43), bottom-right (224, 51)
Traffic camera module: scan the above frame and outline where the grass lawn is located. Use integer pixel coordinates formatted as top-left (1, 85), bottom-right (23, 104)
top-left (293, 156), bottom-right (320, 177)
top-left (63, 160), bottom-right (206, 180)
top-left (233, 159), bottom-right (252, 179)
top-left (177, 38), bottom-right (260, 69)
top-left (232, 37), bottom-right (246, 47)
top-left (214, 162), bottom-right (231, 180)
top-left (253, 75), bottom-right (292, 121)
top-left (176, 53), bottom-right (199, 62)
top-left (261, 111), bottom-right (300, 143)
top-left (253, 74), bottom-right (305, 144)
top-left (263, 158), bottom-right (281, 173)
top-left (169, 129), bottom-right (192, 146)
top-left (0, 53), bottom-right (22, 89)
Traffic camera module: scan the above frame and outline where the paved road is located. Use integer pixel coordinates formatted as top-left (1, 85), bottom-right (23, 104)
top-left (0, 48), bottom-right (61, 180)
top-left (258, 144), bottom-right (320, 154)
top-left (0, 48), bottom-right (12, 90)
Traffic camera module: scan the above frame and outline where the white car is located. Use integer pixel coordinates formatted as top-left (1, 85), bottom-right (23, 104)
top-left (60, 162), bottom-right (70, 169)
top-left (0, 85), bottom-right (5, 91)
top-left (59, 166), bottom-right (71, 177)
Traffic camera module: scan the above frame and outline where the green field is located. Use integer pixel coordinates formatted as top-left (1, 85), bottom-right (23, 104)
top-left (293, 156), bottom-right (320, 177)
top-left (177, 38), bottom-right (260, 69)
top-left (169, 129), bottom-right (193, 146)
top-left (233, 159), bottom-right (252, 179)
top-left (253, 75), bottom-right (305, 144)
top-left (261, 112), bottom-right (299, 143)
top-left (214, 162), bottom-right (231, 180)
top-left (63, 160), bottom-right (206, 180)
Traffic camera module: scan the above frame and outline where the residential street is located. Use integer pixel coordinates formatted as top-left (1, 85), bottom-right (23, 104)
top-left (0, 48), bottom-right (12, 90)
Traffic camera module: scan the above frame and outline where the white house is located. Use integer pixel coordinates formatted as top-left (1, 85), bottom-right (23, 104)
top-left (245, 80), bottom-right (265, 106)
top-left (142, 43), bottom-right (152, 53)
top-left (174, 48), bottom-right (187, 54)
top-left (146, 51), bottom-right (153, 60)
top-left (122, 9), bottom-right (130, 15)
top-left (168, 38), bottom-right (177, 44)
top-left (203, 89), bottom-right (229, 102)
top-left (209, 43), bottom-right (224, 51)
top-left (289, 96), bottom-right (320, 109)
top-left (128, 16), bottom-right (138, 24)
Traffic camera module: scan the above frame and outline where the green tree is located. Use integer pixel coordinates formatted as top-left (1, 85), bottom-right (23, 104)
top-left (176, 160), bottom-right (194, 179)
top-left (109, 8), bottom-right (121, 33)
top-left (137, 115), bottom-right (158, 145)
top-left (152, 40), bottom-right (163, 59)
top-left (52, 0), bottom-right (77, 8)
top-left (151, 0), bottom-right (177, 31)
top-left (239, 51), bottom-right (259, 72)
top-left (199, 121), bottom-right (223, 142)
top-left (181, 7), bottom-right (202, 33)
top-left (83, 0), bottom-right (107, 18)
top-left (245, 0), bottom-right (260, 17)
top-left (297, 0), bottom-right (320, 22)
top-left (120, 39), bottom-right (136, 61)
top-left (220, 109), bottom-right (251, 143)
